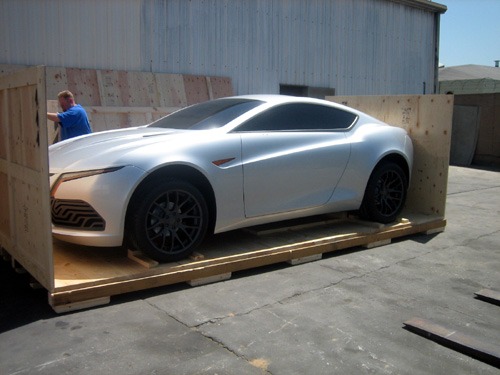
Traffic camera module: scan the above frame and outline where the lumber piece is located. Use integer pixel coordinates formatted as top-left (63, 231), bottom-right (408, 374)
top-left (127, 250), bottom-right (159, 269)
top-left (189, 252), bottom-right (205, 261)
top-left (287, 254), bottom-right (322, 265)
top-left (404, 317), bottom-right (500, 368)
top-left (363, 239), bottom-right (391, 249)
top-left (187, 272), bottom-right (231, 287)
top-left (475, 289), bottom-right (500, 306)
top-left (425, 226), bottom-right (446, 235)
top-left (50, 296), bottom-right (111, 314)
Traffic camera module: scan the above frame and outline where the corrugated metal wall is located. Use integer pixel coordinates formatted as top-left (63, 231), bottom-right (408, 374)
top-left (0, 0), bottom-right (442, 95)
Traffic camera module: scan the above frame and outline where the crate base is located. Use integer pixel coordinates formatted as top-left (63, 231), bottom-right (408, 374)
top-left (42, 213), bottom-right (447, 312)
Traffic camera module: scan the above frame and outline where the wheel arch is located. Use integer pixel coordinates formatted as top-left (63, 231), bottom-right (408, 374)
top-left (374, 153), bottom-right (411, 185)
top-left (359, 152), bottom-right (411, 223)
top-left (124, 165), bottom-right (217, 245)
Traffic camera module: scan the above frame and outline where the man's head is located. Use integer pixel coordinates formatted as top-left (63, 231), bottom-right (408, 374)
top-left (57, 90), bottom-right (76, 111)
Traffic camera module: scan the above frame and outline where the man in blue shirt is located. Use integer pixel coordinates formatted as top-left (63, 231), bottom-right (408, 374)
top-left (47, 90), bottom-right (92, 141)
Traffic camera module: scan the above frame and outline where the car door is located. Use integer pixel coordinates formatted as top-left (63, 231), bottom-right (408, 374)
top-left (235, 102), bottom-right (355, 218)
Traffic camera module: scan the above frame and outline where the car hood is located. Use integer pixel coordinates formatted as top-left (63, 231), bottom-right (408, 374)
top-left (49, 126), bottom-right (201, 172)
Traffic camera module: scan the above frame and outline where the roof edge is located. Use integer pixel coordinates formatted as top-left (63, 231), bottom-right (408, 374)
top-left (388, 0), bottom-right (447, 13)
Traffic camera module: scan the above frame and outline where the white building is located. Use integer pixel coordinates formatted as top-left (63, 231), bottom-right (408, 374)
top-left (0, 0), bottom-right (447, 96)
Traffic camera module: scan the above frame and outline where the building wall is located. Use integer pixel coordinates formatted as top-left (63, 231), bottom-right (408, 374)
top-left (453, 94), bottom-right (500, 167)
top-left (0, 0), bottom-right (444, 96)
top-left (439, 79), bottom-right (500, 95)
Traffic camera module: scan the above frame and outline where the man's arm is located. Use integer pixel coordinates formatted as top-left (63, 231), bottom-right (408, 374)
top-left (47, 112), bottom-right (60, 123)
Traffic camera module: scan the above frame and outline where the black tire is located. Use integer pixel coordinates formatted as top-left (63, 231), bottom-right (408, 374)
top-left (360, 162), bottom-right (408, 224)
top-left (130, 179), bottom-right (209, 262)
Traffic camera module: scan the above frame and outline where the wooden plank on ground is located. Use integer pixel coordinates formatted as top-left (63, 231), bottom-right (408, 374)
top-left (475, 289), bottom-right (500, 306)
top-left (404, 317), bottom-right (500, 368)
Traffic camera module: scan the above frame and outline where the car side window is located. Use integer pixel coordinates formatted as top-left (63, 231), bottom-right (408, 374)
top-left (149, 99), bottom-right (263, 130)
top-left (235, 103), bottom-right (358, 132)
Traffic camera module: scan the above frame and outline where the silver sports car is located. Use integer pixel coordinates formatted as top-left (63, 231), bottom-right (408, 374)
top-left (49, 95), bottom-right (413, 262)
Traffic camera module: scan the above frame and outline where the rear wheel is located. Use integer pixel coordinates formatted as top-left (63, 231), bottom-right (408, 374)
top-left (360, 162), bottom-right (408, 223)
top-left (130, 179), bottom-right (208, 262)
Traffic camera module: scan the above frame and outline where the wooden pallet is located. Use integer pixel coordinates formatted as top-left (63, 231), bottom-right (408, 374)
top-left (47, 213), bottom-right (445, 312)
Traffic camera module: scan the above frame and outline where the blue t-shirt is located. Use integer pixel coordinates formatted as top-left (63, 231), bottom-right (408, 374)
top-left (57, 104), bottom-right (92, 140)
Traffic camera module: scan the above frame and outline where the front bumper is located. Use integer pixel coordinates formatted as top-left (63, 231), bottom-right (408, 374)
top-left (50, 165), bottom-right (146, 247)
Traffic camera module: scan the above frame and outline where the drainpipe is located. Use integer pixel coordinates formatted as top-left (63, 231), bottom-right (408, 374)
top-left (433, 12), bottom-right (442, 94)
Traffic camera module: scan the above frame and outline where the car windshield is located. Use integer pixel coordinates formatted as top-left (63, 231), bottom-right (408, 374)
top-left (148, 98), bottom-right (263, 130)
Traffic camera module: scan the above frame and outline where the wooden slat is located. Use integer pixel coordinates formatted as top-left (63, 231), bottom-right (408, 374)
top-left (475, 289), bottom-right (500, 306)
top-left (404, 317), bottom-right (500, 367)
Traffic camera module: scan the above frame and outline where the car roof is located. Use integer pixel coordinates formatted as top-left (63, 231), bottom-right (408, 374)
top-left (224, 94), bottom-right (363, 115)
top-left (227, 94), bottom-right (330, 105)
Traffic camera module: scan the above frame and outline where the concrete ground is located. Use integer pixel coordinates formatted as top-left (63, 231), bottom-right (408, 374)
top-left (1, 165), bottom-right (499, 374)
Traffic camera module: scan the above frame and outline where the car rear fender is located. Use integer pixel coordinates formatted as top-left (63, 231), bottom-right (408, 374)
top-left (329, 126), bottom-right (412, 210)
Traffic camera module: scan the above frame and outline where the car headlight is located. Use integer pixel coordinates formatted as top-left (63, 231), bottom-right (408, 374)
top-left (51, 167), bottom-right (124, 196)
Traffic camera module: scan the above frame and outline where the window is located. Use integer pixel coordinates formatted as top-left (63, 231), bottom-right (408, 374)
top-left (149, 99), bottom-right (263, 130)
top-left (235, 103), bottom-right (358, 132)
top-left (280, 84), bottom-right (335, 99)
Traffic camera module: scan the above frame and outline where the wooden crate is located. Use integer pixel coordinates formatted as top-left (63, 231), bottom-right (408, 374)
top-left (327, 95), bottom-right (454, 218)
top-left (0, 66), bottom-right (53, 292)
top-left (0, 66), bottom-right (453, 312)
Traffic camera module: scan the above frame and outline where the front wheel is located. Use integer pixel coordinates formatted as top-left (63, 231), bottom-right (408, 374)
top-left (360, 162), bottom-right (408, 224)
top-left (130, 179), bottom-right (209, 262)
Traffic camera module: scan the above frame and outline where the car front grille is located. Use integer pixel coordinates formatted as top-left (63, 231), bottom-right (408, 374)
top-left (51, 198), bottom-right (106, 231)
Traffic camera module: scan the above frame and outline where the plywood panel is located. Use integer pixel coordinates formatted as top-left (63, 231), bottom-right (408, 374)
top-left (66, 68), bottom-right (102, 106)
top-left (85, 106), bottom-right (180, 134)
top-left (42, 66), bottom-right (233, 140)
top-left (97, 70), bottom-right (125, 106)
top-left (6, 64), bottom-right (234, 109)
top-left (96, 70), bottom-right (155, 107)
top-left (0, 66), bottom-right (53, 291)
top-left (328, 95), bottom-right (453, 217)
top-left (156, 73), bottom-right (187, 107)
top-left (45, 66), bottom-right (69, 103)
top-left (124, 71), bottom-right (158, 107)
top-left (207, 76), bottom-right (234, 99)
top-left (183, 75), bottom-right (210, 105)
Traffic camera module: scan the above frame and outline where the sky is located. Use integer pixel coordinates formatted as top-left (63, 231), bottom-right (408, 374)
top-left (439, 0), bottom-right (500, 68)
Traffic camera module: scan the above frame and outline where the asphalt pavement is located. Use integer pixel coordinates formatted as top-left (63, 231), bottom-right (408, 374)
top-left (1, 165), bottom-right (499, 374)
